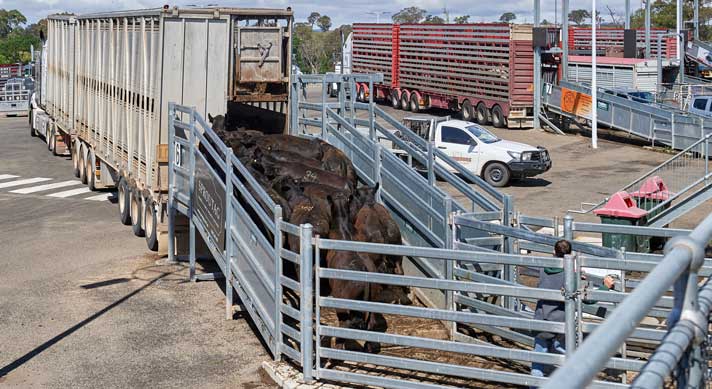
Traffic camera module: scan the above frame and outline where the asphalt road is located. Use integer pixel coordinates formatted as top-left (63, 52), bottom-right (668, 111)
top-left (0, 117), bottom-right (275, 388)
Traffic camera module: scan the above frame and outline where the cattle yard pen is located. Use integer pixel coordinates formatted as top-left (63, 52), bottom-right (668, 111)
top-left (166, 73), bottom-right (712, 388)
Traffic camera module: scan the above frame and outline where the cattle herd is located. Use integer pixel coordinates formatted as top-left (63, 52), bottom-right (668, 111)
top-left (207, 114), bottom-right (412, 353)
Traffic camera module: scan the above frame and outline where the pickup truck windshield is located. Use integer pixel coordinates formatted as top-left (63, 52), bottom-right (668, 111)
top-left (466, 125), bottom-right (500, 144)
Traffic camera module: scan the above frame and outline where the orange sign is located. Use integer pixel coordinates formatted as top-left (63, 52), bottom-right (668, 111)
top-left (560, 87), bottom-right (592, 120)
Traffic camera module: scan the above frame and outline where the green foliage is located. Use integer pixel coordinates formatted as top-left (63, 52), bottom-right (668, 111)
top-left (293, 24), bottom-right (351, 74)
top-left (630, 0), bottom-right (712, 40)
top-left (317, 15), bottom-right (332, 32)
top-left (308, 12), bottom-right (320, 28)
top-left (499, 12), bottom-right (516, 23)
top-left (569, 9), bottom-right (591, 25)
top-left (0, 9), bottom-right (40, 63)
top-left (392, 7), bottom-right (427, 24)
top-left (423, 15), bottom-right (445, 24)
top-left (454, 15), bottom-right (470, 24)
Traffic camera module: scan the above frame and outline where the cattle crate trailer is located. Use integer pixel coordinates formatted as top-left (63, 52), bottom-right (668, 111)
top-left (350, 23), bottom-right (560, 129)
top-left (30, 6), bottom-right (293, 251)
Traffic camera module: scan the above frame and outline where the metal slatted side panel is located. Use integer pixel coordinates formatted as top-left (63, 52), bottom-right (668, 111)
top-left (397, 23), bottom-right (512, 103)
top-left (509, 38), bottom-right (534, 109)
top-left (570, 27), bottom-right (674, 57)
top-left (46, 18), bottom-right (76, 132)
top-left (351, 23), bottom-right (393, 85)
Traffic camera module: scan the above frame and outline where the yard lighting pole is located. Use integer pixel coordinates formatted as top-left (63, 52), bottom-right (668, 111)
top-left (625, 0), bottom-right (630, 29)
top-left (592, 0), bottom-right (598, 149)
top-left (562, 0), bottom-right (569, 81)
top-left (367, 11), bottom-right (390, 23)
top-left (694, 0), bottom-right (699, 40)
top-left (645, 0), bottom-right (651, 58)
top-left (533, 0), bottom-right (541, 129)
top-left (677, 0), bottom-right (685, 84)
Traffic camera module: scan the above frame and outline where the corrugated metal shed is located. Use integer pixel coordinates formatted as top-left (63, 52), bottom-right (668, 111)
top-left (567, 56), bottom-right (670, 92)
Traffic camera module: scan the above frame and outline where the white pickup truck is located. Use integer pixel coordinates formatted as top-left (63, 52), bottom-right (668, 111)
top-left (396, 117), bottom-right (552, 187)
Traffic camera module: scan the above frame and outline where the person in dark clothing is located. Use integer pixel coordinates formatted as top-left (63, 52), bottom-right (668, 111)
top-left (531, 240), bottom-right (615, 380)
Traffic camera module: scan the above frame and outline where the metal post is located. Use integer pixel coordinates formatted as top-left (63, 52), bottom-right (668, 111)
top-left (677, 0), bottom-right (685, 84)
top-left (503, 194), bottom-right (515, 309)
top-left (299, 223), bottom-right (314, 383)
top-left (167, 103), bottom-right (176, 263)
top-left (564, 254), bottom-right (578, 355)
top-left (694, 0), bottom-right (700, 41)
top-left (675, 252), bottom-right (707, 388)
top-left (225, 148), bottom-right (234, 320)
top-left (625, 0), bottom-right (630, 29)
top-left (427, 141), bottom-right (435, 186)
top-left (562, 0), bottom-right (569, 81)
top-left (563, 214), bottom-right (574, 241)
top-left (445, 204), bottom-right (455, 338)
top-left (314, 236), bottom-right (321, 378)
top-left (375, 145), bottom-right (383, 202)
top-left (533, 0), bottom-right (541, 129)
top-left (273, 205), bottom-right (283, 361)
top-left (368, 79), bottom-right (375, 141)
top-left (188, 108), bottom-right (197, 282)
top-left (657, 35), bottom-right (664, 94)
top-left (592, 0), bottom-right (598, 149)
top-left (645, 0), bottom-right (651, 59)
top-left (321, 78), bottom-right (327, 139)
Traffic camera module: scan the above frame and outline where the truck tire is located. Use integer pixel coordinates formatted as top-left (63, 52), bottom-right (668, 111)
top-left (78, 150), bottom-right (87, 184)
top-left (85, 151), bottom-right (96, 191)
top-left (357, 85), bottom-right (366, 102)
top-left (400, 93), bottom-right (410, 111)
top-left (461, 100), bottom-right (473, 121)
top-left (29, 111), bottom-right (36, 137)
top-left (118, 178), bottom-right (132, 226)
top-left (72, 143), bottom-right (81, 177)
top-left (48, 129), bottom-right (55, 152)
top-left (491, 105), bottom-right (505, 128)
top-left (391, 91), bottom-right (400, 109)
top-left (131, 189), bottom-right (145, 237)
top-left (483, 162), bottom-right (510, 187)
top-left (476, 103), bottom-right (489, 125)
top-left (409, 94), bottom-right (421, 113)
top-left (144, 198), bottom-right (159, 251)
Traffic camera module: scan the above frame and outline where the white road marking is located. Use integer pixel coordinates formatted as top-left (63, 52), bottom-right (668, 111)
top-left (47, 187), bottom-right (92, 198)
top-left (10, 180), bottom-right (82, 194)
top-left (0, 174), bottom-right (20, 180)
top-left (0, 177), bottom-right (52, 189)
top-left (84, 192), bottom-right (115, 201)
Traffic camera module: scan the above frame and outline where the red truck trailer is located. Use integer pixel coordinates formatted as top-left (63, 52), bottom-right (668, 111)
top-left (568, 27), bottom-right (678, 58)
top-left (351, 23), bottom-right (557, 128)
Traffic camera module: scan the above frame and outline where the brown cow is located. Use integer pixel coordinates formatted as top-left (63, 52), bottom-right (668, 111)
top-left (320, 143), bottom-right (358, 187)
top-left (261, 160), bottom-right (353, 193)
top-left (256, 135), bottom-right (323, 160)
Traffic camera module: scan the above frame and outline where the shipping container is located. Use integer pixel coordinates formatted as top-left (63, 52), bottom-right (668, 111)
top-left (30, 6), bottom-right (293, 251)
top-left (567, 56), bottom-right (672, 92)
top-left (350, 23), bottom-right (559, 128)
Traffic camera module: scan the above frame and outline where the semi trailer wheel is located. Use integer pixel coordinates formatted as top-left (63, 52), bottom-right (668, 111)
top-left (85, 151), bottom-right (96, 191)
top-left (130, 190), bottom-right (145, 237)
top-left (476, 103), bottom-right (489, 125)
top-left (48, 129), bottom-right (55, 153)
top-left (78, 149), bottom-right (87, 184)
top-left (461, 100), bottom-right (473, 121)
top-left (118, 178), bottom-right (132, 226)
top-left (357, 85), bottom-right (366, 102)
top-left (400, 93), bottom-right (410, 111)
top-left (491, 105), bottom-right (505, 128)
top-left (72, 143), bottom-right (80, 177)
top-left (390, 91), bottom-right (400, 109)
top-left (29, 112), bottom-right (36, 137)
top-left (409, 94), bottom-right (421, 113)
top-left (483, 162), bottom-right (510, 187)
top-left (144, 198), bottom-right (159, 251)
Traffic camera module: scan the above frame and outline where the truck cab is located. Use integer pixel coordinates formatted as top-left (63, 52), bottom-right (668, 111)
top-left (689, 95), bottom-right (712, 118)
top-left (401, 117), bottom-right (551, 187)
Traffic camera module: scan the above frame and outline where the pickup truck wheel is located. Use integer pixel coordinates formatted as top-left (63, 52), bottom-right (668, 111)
top-left (484, 162), bottom-right (510, 187)
top-left (131, 189), bottom-right (145, 237)
top-left (144, 198), bottom-right (159, 251)
top-left (461, 100), bottom-right (473, 121)
top-left (400, 93), bottom-right (410, 111)
top-left (476, 103), bottom-right (489, 125)
top-left (409, 94), bottom-right (421, 113)
top-left (118, 178), bottom-right (132, 226)
top-left (491, 105), bottom-right (505, 128)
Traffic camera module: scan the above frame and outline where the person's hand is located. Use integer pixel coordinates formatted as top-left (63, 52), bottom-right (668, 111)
top-left (603, 275), bottom-right (615, 290)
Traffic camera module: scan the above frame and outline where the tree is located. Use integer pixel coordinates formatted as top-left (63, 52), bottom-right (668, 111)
top-left (0, 9), bottom-right (26, 38)
top-left (569, 9), bottom-right (591, 25)
top-left (423, 15), bottom-right (445, 24)
top-left (499, 12), bottom-right (516, 23)
top-left (631, 0), bottom-right (712, 41)
top-left (454, 15), bottom-right (470, 24)
top-left (392, 7), bottom-right (427, 24)
top-left (307, 12), bottom-right (320, 28)
top-left (316, 15), bottom-right (332, 32)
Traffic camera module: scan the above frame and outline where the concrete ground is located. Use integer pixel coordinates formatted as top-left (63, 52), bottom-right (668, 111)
top-left (0, 117), bottom-right (275, 388)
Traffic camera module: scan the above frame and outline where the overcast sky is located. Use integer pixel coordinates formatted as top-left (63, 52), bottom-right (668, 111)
top-left (3, 0), bottom-right (646, 26)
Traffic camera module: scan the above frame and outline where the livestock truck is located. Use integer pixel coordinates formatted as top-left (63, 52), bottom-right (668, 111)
top-left (349, 23), bottom-right (559, 128)
top-left (29, 6), bottom-right (293, 251)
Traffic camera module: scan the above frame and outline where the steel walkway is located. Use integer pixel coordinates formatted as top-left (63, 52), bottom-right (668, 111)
top-left (542, 80), bottom-right (712, 151)
top-left (571, 132), bottom-right (712, 227)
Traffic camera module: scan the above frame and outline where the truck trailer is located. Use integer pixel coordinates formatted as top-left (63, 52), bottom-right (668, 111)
top-left (350, 23), bottom-right (559, 128)
top-left (30, 6), bottom-right (293, 251)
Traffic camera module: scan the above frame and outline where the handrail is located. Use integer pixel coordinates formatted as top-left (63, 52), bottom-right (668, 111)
top-left (543, 212), bottom-right (712, 388)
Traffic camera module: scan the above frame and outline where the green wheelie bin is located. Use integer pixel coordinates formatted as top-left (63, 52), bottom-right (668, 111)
top-left (594, 191), bottom-right (649, 253)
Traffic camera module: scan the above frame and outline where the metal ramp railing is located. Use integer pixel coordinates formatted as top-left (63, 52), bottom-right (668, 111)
top-left (542, 80), bottom-right (712, 151)
top-left (570, 132), bottom-right (712, 227)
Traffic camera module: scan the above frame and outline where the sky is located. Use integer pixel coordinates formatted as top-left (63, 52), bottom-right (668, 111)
top-left (2, 0), bottom-right (647, 26)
